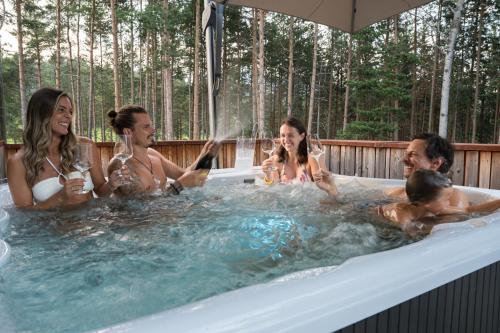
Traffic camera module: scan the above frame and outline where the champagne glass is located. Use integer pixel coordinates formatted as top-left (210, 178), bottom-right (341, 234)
top-left (73, 142), bottom-right (93, 194)
top-left (113, 134), bottom-right (133, 165)
top-left (307, 134), bottom-right (325, 165)
top-left (261, 131), bottom-right (277, 171)
top-left (113, 135), bottom-right (133, 185)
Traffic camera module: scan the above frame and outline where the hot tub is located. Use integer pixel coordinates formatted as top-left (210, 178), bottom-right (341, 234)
top-left (0, 169), bottom-right (499, 333)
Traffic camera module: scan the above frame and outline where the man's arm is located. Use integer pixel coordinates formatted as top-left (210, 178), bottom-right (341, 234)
top-left (465, 199), bottom-right (500, 214)
top-left (148, 148), bottom-right (185, 180)
top-left (107, 158), bottom-right (137, 196)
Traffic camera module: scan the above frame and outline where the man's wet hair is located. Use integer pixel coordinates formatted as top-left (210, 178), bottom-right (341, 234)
top-left (412, 133), bottom-right (454, 173)
top-left (406, 169), bottom-right (452, 203)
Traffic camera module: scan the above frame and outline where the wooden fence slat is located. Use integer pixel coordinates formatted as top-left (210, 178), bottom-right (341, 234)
top-left (345, 147), bottom-right (356, 176)
top-left (389, 149), bottom-right (405, 180)
top-left (464, 151), bottom-right (479, 187)
top-left (490, 153), bottom-right (500, 190)
top-left (324, 144), bottom-right (331, 171)
top-left (331, 146), bottom-right (340, 174)
top-left (451, 150), bottom-right (465, 186)
top-left (355, 147), bottom-right (363, 177)
top-left (375, 148), bottom-right (386, 179)
top-left (385, 148), bottom-right (391, 179)
top-left (340, 146), bottom-right (347, 175)
top-left (362, 147), bottom-right (376, 178)
top-left (479, 152), bottom-right (492, 189)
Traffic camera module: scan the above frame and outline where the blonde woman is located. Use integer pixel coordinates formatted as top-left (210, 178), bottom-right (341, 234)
top-left (7, 87), bottom-right (124, 209)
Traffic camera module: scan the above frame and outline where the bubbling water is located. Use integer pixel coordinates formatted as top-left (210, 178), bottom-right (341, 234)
top-left (0, 181), bottom-right (412, 333)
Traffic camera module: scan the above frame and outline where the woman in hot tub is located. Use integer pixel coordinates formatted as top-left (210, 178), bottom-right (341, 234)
top-left (7, 87), bottom-right (127, 209)
top-left (260, 116), bottom-right (337, 196)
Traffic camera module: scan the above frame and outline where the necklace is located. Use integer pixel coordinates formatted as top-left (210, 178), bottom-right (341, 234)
top-left (133, 156), bottom-right (154, 175)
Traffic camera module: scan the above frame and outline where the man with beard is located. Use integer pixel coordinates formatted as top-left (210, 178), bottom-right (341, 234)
top-left (107, 105), bottom-right (218, 196)
top-left (386, 133), bottom-right (469, 209)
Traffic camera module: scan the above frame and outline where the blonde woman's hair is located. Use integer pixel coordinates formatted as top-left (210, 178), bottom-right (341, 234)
top-left (23, 87), bottom-right (77, 187)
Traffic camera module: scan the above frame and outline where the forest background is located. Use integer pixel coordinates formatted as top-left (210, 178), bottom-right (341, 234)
top-left (0, 0), bottom-right (498, 144)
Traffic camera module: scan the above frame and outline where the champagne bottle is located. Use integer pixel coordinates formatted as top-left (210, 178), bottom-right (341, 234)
top-left (194, 153), bottom-right (214, 171)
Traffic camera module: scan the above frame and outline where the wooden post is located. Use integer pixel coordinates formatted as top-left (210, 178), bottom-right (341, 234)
top-left (0, 141), bottom-right (5, 180)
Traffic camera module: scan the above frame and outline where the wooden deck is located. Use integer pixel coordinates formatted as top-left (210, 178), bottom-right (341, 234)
top-left (1, 139), bottom-right (499, 189)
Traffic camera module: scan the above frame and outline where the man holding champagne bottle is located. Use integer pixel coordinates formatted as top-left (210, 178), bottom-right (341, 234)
top-left (107, 105), bottom-right (219, 196)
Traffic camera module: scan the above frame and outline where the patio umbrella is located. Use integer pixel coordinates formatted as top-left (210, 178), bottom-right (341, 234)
top-left (216, 0), bottom-right (434, 33)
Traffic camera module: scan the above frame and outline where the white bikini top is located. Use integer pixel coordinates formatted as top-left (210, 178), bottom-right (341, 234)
top-left (31, 157), bottom-right (94, 203)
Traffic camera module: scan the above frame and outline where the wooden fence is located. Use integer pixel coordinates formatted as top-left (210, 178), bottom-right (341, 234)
top-left (1, 140), bottom-right (499, 189)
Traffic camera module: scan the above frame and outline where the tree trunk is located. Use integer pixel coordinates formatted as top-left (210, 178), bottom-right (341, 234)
top-left (55, 0), bottom-right (62, 88)
top-left (15, 0), bottom-right (27, 128)
top-left (257, 9), bottom-right (266, 137)
top-left (151, 33), bottom-right (157, 133)
top-left (35, 44), bottom-right (42, 88)
top-left (471, 0), bottom-right (485, 143)
top-left (428, 0), bottom-right (442, 133)
top-left (307, 23), bottom-right (318, 134)
top-left (343, 34), bottom-right (352, 131)
top-left (251, 9), bottom-right (258, 127)
top-left (100, 34), bottom-right (106, 141)
top-left (439, 0), bottom-right (465, 138)
top-left (163, 0), bottom-right (173, 139)
top-left (393, 16), bottom-right (399, 141)
top-left (287, 17), bottom-right (294, 117)
top-left (88, 0), bottom-right (96, 140)
top-left (129, 0), bottom-right (134, 103)
top-left (222, 18), bottom-right (228, 138)
top-left (192, 0), bottom-right (201, 139)
top-left (236, 29), bottom-right (242, 130)
top-left (66, 5), bottom-right (76, 111)
top-left (76, 0), bottom-right (82, 135)
top-left (0, 43), bottom-right (6, 140)
top-left (495, 84), bottom-right (499, 144)
top-left (410, 8), bottom-right (417, 138)
top-left (110, 0), bottom-right (122, 111)
top-left (327, 65), bottom-right (333, 139)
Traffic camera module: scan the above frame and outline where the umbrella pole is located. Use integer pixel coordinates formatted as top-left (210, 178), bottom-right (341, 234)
top-left (203, 0), bottom-right (224, 167)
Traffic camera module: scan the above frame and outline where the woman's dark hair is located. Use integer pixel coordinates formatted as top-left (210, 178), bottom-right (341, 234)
top-left (275, 117), bottom-right (308, 165)
top-left (406, 169), bottom-right (452, 203)
top-left (108, 105), bottom-right (147, 134)
top-left (412, 133), bottom-right (454, 173)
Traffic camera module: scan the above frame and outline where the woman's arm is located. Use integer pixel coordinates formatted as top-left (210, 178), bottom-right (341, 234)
top-left (7, 151), bottom-right (87, 209)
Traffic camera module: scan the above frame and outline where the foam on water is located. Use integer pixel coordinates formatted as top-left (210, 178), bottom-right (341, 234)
top-left (0, 181), bottom-right (412, 333)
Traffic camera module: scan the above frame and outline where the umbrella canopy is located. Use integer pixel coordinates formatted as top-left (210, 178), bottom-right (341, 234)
top-left (217, 0), bottom-right (434, 33)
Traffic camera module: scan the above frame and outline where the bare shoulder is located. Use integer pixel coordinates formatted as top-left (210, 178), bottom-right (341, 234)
top-left (7, 149), bottom-right (27, 182)
top-left (147, 148), bottom-right (164, 159)
top-left (385, 186), bottom-right (406, 199)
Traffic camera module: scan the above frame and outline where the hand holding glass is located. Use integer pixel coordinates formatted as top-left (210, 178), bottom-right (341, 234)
top-left (73, 142), bottom-right (93, 194)
top-left (261, 133), bottom-right (277, 171)
top-left (113, 135), bottom-right (133, 185)
top-left (308, 134), bottom-right (325, 164)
